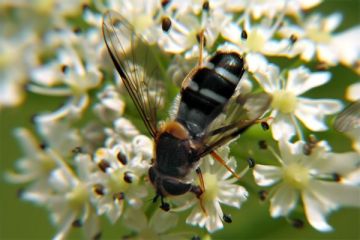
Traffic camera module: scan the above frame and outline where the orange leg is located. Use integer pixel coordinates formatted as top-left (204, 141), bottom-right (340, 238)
top-left (211, 151), bottom-right (240, 179)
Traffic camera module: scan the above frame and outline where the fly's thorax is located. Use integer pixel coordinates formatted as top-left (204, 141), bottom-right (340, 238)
top-left (153, 121), bottom-right (199, 179)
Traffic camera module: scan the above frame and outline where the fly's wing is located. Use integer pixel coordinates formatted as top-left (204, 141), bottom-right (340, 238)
top-left (334, 101), bottom-right (360, 132)
top-left (103, 10), bottom-right (165, 138)
top-left (195, 92), bottom-right (272, 158)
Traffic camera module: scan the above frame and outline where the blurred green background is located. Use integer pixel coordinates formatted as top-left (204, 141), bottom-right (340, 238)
top-left (1, 1), bottom-right (359, 239)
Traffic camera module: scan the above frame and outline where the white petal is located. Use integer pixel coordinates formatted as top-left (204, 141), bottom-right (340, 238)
top-left (278, 139), bottom-right (304, 165)
top-left (316, 44), bottom-right (338, 65)
top-left (253, 164), bottom-right (282, 186)
top-left (295, 98), bottom-right (343, 131)
top-left (302, 190), bottom-right (333, 232)
top-left (270, 183), bottom-right (299, 217)
top-left (346, 82), bottom-right (360, 101)
top-left (253, 63), bottom-right (279, 93)
top-left (297, 39), bottom-right (316, 61)
top-left (271, 113), bottom-right (296, 141)
top-left (286, 67), bottom-right (330, 95)
top-left (331, 26), bottom-right (360, 66)
top-left (245, 52), bottom-right (269, 74)
top-left (149, 210), bottom-right (178, 234)
top-left (323, 12), bottom-right (342, 32)
top-left (218, 184), bottom-right (248, 208)
top-left (311, 181), bottom-right (360, 208)
top-left (221, 22), bottom-right (242, 43)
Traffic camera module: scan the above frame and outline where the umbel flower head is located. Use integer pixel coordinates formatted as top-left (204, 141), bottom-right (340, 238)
top-left (3, 0), bottom-right (360, 239)
top-left (253, 139), bottom-right (360, 231)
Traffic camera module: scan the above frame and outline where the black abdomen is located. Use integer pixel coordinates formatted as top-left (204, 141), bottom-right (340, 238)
top-left (176, 52), bottom-right (245, 136)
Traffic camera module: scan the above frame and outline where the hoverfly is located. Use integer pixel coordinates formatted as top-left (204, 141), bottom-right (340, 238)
top-left (102, 10), bottom-right (271, 211)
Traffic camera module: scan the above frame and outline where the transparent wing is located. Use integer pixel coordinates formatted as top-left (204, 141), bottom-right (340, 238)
top-left (196, 92), bottom-right (272, 157)
top-left (334, 101), bottom-right (360, 132)
top-left (103, 10), bottom-right (165, 138)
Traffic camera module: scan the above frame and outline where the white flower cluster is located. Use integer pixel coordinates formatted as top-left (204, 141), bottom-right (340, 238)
top-left (3, 0), bottom-right (360, 239)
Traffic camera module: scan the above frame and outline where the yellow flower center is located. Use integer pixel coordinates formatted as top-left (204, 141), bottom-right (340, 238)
top-left (66, 183), bottom-right (88, 209)
top-left (283, 163), bottom-right (309, 190)
top-left (307, 27), bottom-right (331, 44)
top-left (107, 169), bottom-right (132, 193)
top-left (271, 90), bottom-right (298, 114)
top-left (132, 14), bottom-right (153, 33)
top-left (201, 173), bottom-right (219, 202)
top-left (246, 29), bottom-right (266, 52)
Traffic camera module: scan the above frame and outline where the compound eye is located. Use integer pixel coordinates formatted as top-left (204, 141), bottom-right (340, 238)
top-left (162, 178), bottom-right (191, 196)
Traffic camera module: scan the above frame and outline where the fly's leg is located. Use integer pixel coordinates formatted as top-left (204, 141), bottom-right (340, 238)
top-left (190, 168), bottom-right (207, 215)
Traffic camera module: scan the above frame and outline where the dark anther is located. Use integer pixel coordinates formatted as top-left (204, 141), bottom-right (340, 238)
top-left (191, 236), bottom-right (201, 240)
top-left (223, 214), bottom-right (232, 223)
top-left (291, 218), bottom-right (304, 229)
top-left (241, 30), bottom-right (248, 40)
top-left (161, 0), bottom-right (171, 8)
top-left (123, 171), bottom-right (133, 183)
top-left (93, 232), bottom-right (102, 240)
top-left (308, 134), bottom-right (317, 144)
top-left (72, 219), bottom-right (82, 227)
top-left (161, 16), bottom-right (172, 32)
top-left (315, 62), bottom-right (329, 71)
top-left (30, 114), bottom-right (37, 124)
top-left (93, 184), bottom-right (105, 196)
top-left (332, 173), bottom-right (341, 182)
top-left (39, 143), bottom-right (48, 150)
top-left (72, 146), bottom-right (82, 154)
top-left (17, 188), bottom-right (24, 198)
top-left (113, 192), bottom-right (125, 201)
top-left (196, 33), bottom-right (207, 47)
top-left (82, 4), bottom-right (89, 11)
top-left (117, 151), bottom-right (128, 165)
top-left (258, 140), bottom-right (267, 150)
top-left (73, 27), bottom-right (82, 34)
top-left (261, 121), bottom-right (270, 131)
top-left (61, 64), bottom-right (69, 73)
top-left (98, 160), bottom-right (111, 172)
top-left (247, 157), bottom-right (256, 168)
top-left (290, 34), bottom-right (298, 44)
top-left (302, 144), bottom-right (312, 156)
top-left (202, 1), bottom-right (210, 11)
top-left (258, 190), bottom-right (268, 201)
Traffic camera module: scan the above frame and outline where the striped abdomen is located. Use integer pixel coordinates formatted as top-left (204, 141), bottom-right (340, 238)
top-left (176, 52), bottom-right (245, 136)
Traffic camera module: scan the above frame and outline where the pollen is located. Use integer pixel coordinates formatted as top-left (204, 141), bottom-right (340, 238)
top-left (202, 173), bottom-right (219, 202)
top-left (271, 90), bottom-right (298, 114)
top-left (107, 169), bottom-right (133, 193)
top-left (246, 29), bottom-right (266, 52)
top-left (283, 163), bottom-right (309, 190)
top-left (307, 27), bottom-right (331, 44)
top-left (66, 183), bottom-right (88, 209)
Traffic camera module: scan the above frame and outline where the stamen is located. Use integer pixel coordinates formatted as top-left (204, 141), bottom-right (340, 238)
top-left (258, 140), bottom-right (268, 149)
top-left (291, 218), bottom-right (304, 229)
top-left (241, 30), bottom-right (248, 40)
top-left (258, 190), bottom-right (268, 201)
top-left (113, 192), bottom-right (125, 201)
top-left (98, 159), bottom-right (111, 172)
top-left (72, 219), bottom-right (82, 227)
top-left (93, 184), bottom-right (105, 196)
top-left (161, 16), bottom-right (172, 32)
top-left (116, 151), bottom-right (128, 165)
top-left (123, 171), bottom-right (133, 183)
top-left (267, 145), bottom-right (285, 165)
top-left (223, 213), bottom-right (232, 223)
